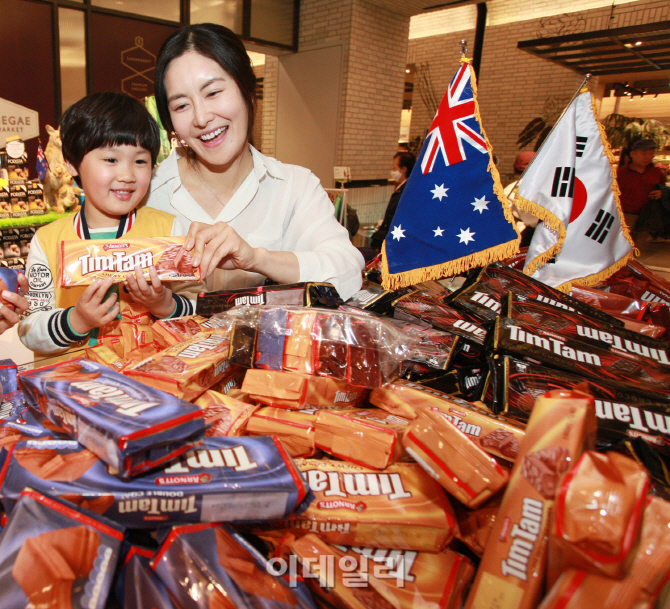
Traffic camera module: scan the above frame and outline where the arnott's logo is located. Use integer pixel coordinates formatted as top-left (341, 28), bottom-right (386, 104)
top-left (103, 243), bottom-right (129, 250)
top-left (317, 499), bottom-right (366, 511)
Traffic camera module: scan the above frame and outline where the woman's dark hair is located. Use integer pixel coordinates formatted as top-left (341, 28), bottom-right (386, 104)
top-left (60, 91), bottom-right (161, 186)
top-left (394, 151), bottom-right (416, 176)
top-left (154, 23), bottom-right (256, 142)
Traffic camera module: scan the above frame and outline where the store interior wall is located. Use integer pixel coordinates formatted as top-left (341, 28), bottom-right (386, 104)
top-left (275, 46), bottom-right (343, 188)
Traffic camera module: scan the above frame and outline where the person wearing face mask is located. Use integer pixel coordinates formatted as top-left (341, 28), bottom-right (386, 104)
top-left (370, 152), bottom-right (416, 252)
top-left (145, 23), bottom-right (364, 300)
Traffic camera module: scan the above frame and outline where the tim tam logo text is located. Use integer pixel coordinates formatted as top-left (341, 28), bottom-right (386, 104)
top-left (302, 470), bottom-right (412, 500)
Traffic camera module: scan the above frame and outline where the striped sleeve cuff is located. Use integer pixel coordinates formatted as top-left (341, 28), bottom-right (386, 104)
top-left (47, 307), bottom-right (89, 348)
top-left (169, 293), bottom-right (195, 318)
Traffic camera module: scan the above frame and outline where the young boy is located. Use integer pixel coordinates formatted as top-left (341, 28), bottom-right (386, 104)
top-left (19, 92), bottom-right (200, 358)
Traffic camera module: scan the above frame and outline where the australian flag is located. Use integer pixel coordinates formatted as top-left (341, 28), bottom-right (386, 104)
top-left (381, 59), bottom-right (519, 290)
top-left (36, 144), bottom-right (49, 182)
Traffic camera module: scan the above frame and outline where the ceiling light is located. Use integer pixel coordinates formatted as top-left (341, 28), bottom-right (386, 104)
top-left (635, 41), bottom-right (642, 46)
top-left (405, 69), bottom-right (410, 73)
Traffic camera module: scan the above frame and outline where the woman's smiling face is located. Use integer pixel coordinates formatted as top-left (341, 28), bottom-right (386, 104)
top-left (164, 51), bottom-right (250, 169)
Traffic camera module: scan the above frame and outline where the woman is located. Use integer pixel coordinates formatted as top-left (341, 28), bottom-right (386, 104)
top-left (147, 23), bottom-right (364, 299)
top-left (370, 151), bottom-right (415, 251)
top-left (0, 273), bottom-right (30, 335)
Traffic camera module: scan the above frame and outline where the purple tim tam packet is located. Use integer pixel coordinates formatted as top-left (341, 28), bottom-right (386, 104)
top-left (0, 488), bottom-right (124, 609)
top-left (151, 523), bottom-right (317, 609)
top-left (0, 436), bottom-right (310, 529)
top-left (18, 358), bottom-right (206, 477)
top-left (0, 391), bottom-right (70, 446)
top-left (0, 269), bottom-right (21, 312)
top-left (123, 554), bottom-right (176, 609)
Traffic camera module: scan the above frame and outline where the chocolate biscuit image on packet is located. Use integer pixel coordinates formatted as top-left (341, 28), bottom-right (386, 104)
top-left (370, 381), bottom-right (524, 461)
top-left (241, 369), bottom-right (367, 410)
top-left (464, 390), bottom-right (597, 609)
top-left (151, 523), bottom-right (316, 609)
top-left (548, 451), bottom-right (649, 582)
top-left (246, 407), bottom-right (318, 458)
top-left (59, 236), bottom-right (201, 287)
top-left (538, 496), bottom-right (670, 609)
top-left (0, 488), bottom-right (124, 609)
top-left (314, 407), bottom-right (410, 470)
top-left (0, 436), bottom-right (309, 528)
top-left (152, 314), bottom-right (231, 348)
top-left (403, 407), bottom-right (508, 508)
top-left (195, 389), bottom-right (258, 437)
top-left (18, 358), bottom-right (206, 478)
top-left (262, 458), bottom-right (457, 552)
top-left (125, 332), bottom-right (239, 402)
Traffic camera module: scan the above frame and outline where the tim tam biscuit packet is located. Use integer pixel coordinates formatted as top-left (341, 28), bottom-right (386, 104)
top-left (490, 317), bottom-right (670, 400)
top-left (403, 408), bottom-right (508, 508)
top-left (241, 369), bottom-right (367, 410)
top-left (84, 344), bottom-right (128, 372)
top-left (152, 314), bottom-right (231, 348)
top-left (393, 292), bottom-right (489, 345)
top-left (59, 236), bottom-right (201, 287)
top-left (0, 358), bottom-right (18, 395)
top-left (489, 355), bottom-right (670, 459)
top-left (330, 543), bottom-right (475, 609)
top-left (538, 496), bottom-right (670, 609)
top-left (464, 390), bottom-right (597, 609)
top-left (246, 407), bottom-right (318, 458)
top-left (197, 282), bottom-right (342, 316)
top-left (455, 494), bottom-right (502, 556)
top-left (227, 306), bottom-right (427, 389)
top-left (19, 358), bottom-right (206, 477)
top-left (505, 293), bottom-right (670, 368)
top-left (195, 389), bottom-right (258, 437)
top-left (263, 459), bottom-right (457, 552)
top-left (123, 554), bottom-right (177, 609)
top-left (152, 523), bottom-right (316, 609)
top-left (125, 332), bottom-right (236, 402)
top-left (449, 262), bottom-right (624, 326)
top-left (0, 393), bottom-right (70, 446)
top-left (370, 381), bottom-right (524, 462)
top-left (346, 280), bottom-right (413, 315)
top-left (0, 436), bottom-right (309, 528)
top-left (314, 407), bottom-right (410, 470)
top-left (548, 451), bottom-right (649, 581)
top-left (0, 269), bottom-right (21, 311)
top-left (0, 488), bottom-right (124, 609)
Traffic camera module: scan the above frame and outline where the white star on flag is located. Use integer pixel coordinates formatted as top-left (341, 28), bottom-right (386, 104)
top-left (391, 225), bottom-right (406, 241)
top-left (471, 196), bottom-right (489, 214)
top-left (433, 227), bottom-right (444, 237)
top-left (457, 227), bottom-right (475, 244)
top-left (431, 184), bottom-right (449, 201)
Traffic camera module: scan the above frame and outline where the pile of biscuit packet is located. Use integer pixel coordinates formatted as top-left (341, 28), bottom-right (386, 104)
top-left (1, 251), bottom-right (670, 609)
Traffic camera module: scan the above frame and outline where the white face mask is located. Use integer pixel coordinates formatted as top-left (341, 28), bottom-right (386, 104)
top-left (390, 170), bottom-right (403, 182)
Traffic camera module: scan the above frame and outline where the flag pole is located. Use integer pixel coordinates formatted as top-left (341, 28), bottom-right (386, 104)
top-left (513, 74), bottom-right (591, 185)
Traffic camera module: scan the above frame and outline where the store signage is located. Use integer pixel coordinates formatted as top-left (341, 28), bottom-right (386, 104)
top-left (121, 37), bottom-right (156, 99)
top-left (0, 98), bottom-right (39, 148)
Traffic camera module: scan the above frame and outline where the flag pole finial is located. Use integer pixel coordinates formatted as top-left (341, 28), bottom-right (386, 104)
top-left (460, 39), bottom-right (468, 56)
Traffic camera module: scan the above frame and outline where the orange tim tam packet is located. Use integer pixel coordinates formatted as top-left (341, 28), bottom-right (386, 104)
top-left (58, 236), bottom-right (201, 287)
top-left (246, 407), bottom-right (318, 458)
top-left (313, 407), bottom-right (410, 470)
top-left (538, 496), bottom-right (670, 609)
top-left (124, 332), bottom-right (237, 402)
top-left (152, 314), bottom-right (231, 348)
top-left (548, 451), bottom-right (649, 582)
top-left (261, 458), bottom-right (457, 552)
top-left (464, 390), bottom-right (597, 609)
top-left (194, 389), bottom-right (259, 437)
top-left (403, 407), bottom-right (508, 508)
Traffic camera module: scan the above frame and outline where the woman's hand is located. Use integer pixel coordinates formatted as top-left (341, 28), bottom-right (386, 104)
top-left (185, 221), bottom-right (259, 279)
top-left (125, 266), bottom-right (175, 319)
top-left (70, 278), bottom-right (120, 335)
top-left (0, 273), bottom-right (30, 335)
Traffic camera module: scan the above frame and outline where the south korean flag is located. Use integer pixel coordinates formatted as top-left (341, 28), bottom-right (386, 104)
top-left (514, 90), bottom-right (634, 290)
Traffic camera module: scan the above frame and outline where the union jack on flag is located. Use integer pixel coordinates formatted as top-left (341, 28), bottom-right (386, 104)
top-left (381, 58), bottom-right (519, 290)
top-left (421, 61), bottom-right (488, 174)
top-left (36, 143), bottom-right (49, 181)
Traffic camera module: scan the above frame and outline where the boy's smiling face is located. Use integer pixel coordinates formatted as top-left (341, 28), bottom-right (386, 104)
top-left (65, 144), bottom-right (152, 228)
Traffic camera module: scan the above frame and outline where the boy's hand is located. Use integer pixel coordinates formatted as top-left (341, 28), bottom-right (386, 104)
top-left (125, 265), bottom-right (174, 319)
top-left (70, 278), bottom-right (119, 335)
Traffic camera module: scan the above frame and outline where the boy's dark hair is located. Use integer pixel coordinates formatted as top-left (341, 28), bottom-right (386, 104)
top-left (394, 151), bottom-right (416, 176)
top-left (60, 91), bottom-right (161, 186)
top-left (154, 23), bottom-right (256, 142)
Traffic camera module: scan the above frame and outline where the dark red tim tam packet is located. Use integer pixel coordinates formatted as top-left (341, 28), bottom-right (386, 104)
top-left (504, 293), bottom-right (670, 368)
top-left (490, 317), bottom-right (670, 401)
top-left (488, 355), bottom-right (670, 458)
top-left (449, 262), bottom-right (624, 326)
